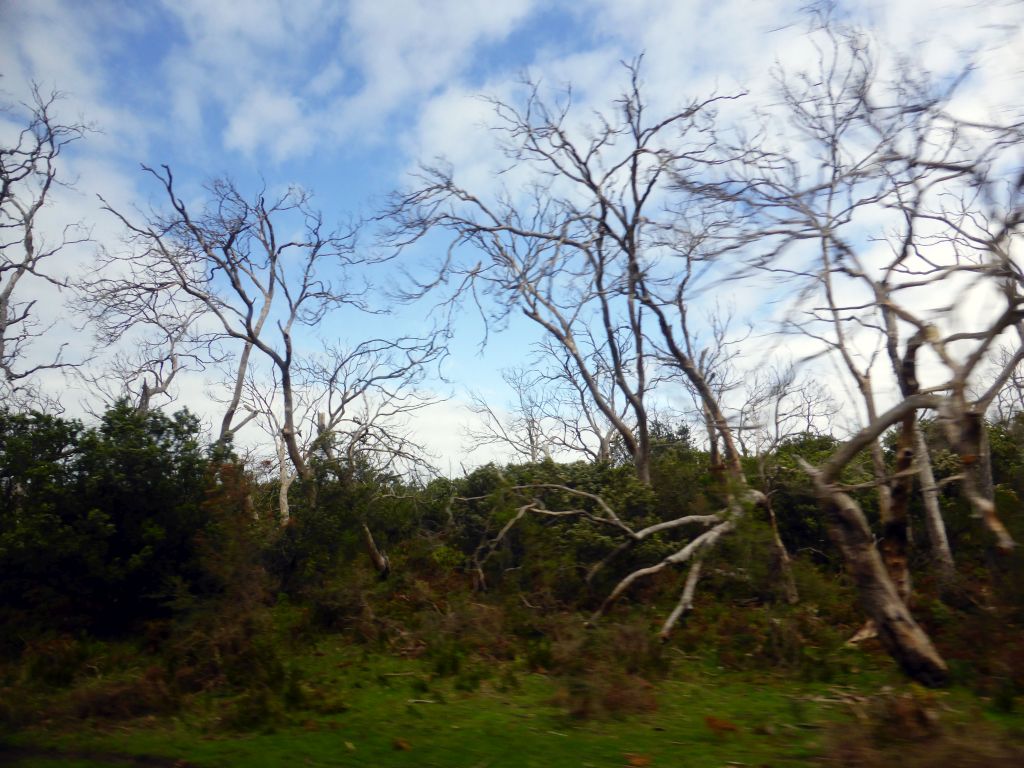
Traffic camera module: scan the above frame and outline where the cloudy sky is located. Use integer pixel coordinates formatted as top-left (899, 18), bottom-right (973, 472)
top-left (1, 0), bottom-right (1021, 469)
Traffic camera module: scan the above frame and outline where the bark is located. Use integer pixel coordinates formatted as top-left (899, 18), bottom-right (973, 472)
top-left (659, 558), bottom-right (703, 641)
top-left (591, 518), bottom-right (736, 621)
top-left (765, 496), bottom-right (799, 605)
top-left (276, 437), bottom-right (295, 525)
top-left (970, 419), bottom-right (996, 508)
top-left (914, 425), bottom-right (955, 580)
top-left (813, 478), bottom-right (948, 686)
top-left (634, 444), bottom-right (651, 485)
top-left (362, 523), bottom-right (391, 579)
top-left (220, 341), bottom-right (257, 441)
top-left (877, 327), bottom-right (929, 604)
top-left (278, 362), bottom-right (309, 482)
top-left (882, 414), bottom-right (916, 603)
top-left (278, 475), bottom-right (294, 525)
top-left (703, 405), bottom-right (726, 484)
top-left (943, 407), bottom-right (1014, 552)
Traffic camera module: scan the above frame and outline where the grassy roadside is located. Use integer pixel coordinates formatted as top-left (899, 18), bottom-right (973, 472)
top-left (4, 636), bottom-right (1022, 768)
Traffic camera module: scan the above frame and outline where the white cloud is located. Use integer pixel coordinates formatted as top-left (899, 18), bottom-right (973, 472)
top-left (155, 0), bottom-right (538, 163)
top-left (0, 0), bottom-right (151, 158)
top-left (224, 89), bottom-right (315, 161)
top-left (156, 0), bottom-right (343, 162)
top-left (339, 0), bottom-right (535, 118)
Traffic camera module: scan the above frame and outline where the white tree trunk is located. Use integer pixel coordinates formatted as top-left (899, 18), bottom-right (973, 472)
top-left (914, 425), bottom-right (955, 579)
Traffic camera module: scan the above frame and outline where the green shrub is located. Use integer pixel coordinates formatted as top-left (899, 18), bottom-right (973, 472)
top-left (0, 404), bottom-right (223, 635)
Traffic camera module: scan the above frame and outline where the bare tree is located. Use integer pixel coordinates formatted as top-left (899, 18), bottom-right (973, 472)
top-left (728, 19), bottom-right (1023, 684)
top-left (987, 343), bottom-right (1024, 424)
top-left (0, 87), bottom-right (86, 405)
top-left (297, 335), bottom-right (443, 479)
top-left (382, 65), bottom-right (748, 484)
top-left (465, 347), bottom-right (626, 464)
top-left (85, 168), bottom-right (445, 577)
top-left (465, 366), bottom-right (553, 463)
top-left (387, 15), bottom-right (1022, 683)
top-left (78, 299), bottom-right (211, 415)
top-left (387, 62), bottom-right (784, 638)
top-left (85, 168), bottom-right (381, 476)
top-left (240, 333), bottom-right (442, 522)
top-left (731, 362), bottom-right (838, 604)
top-left (734, 363), bottom-right (837, 460)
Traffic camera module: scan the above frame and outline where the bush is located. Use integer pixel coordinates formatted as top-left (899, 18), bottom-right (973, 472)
top-left (0, 403), bottom-right (218, 635)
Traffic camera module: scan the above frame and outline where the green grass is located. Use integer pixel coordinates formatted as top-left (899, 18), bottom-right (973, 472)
top-left (0, 641), bottom-right (920, 767)
top-left (3, 635), bottom-right (1023, 767)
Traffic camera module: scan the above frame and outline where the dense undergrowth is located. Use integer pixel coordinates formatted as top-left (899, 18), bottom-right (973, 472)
top-left (2, 404), bottom-right (1023, 765)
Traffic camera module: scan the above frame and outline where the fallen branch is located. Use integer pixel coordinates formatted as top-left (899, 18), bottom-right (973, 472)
top-left (659, 557), bottom-right (704, 641)
top-left (591, 520), bottom-right (735, 621)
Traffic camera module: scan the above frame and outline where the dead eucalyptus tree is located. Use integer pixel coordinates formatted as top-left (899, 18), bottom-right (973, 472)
top-left (987, 344), bottom-right (1024, 424)
top-left (767, 30), bottom-right (957, 593)
top-left (0, 88), bottom-right (86, 405)
top-left (383, 65), bottom-right (740, 485)
top-left (78, 293), bottom-right (212, 415)
top-left (725, 21), bottom-right (1024, 684)
top-left (730, 362), bottom-right (839, 604)
top-left (386, 62), bottom-right (790, 635)
top-left (85, 168), bottom-right (377, 476)
top-left (86, 169), bottom-right (444, 575)
top-left (535, 333), bottom-right (642, 463)
top-left (465, 338), bottom-right (629, 464)
top-left (244, 333), bottom-right (442, 507)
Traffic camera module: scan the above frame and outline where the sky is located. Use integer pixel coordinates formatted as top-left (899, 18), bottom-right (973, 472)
top-left (1, 0), bottom-right (1022, 471)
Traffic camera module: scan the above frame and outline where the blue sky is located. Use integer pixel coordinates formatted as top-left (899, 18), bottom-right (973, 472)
top-left (1, 0), bottom-right (1021, 468)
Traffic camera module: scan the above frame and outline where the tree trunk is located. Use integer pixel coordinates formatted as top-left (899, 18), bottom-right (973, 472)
top-left (882, 414), bottom-right (916, 603)
top-left (914, 425), bottom-right (955, 580)
top-left (276, 437), bottom-right (295, 525)
top-left (943, 408), bottom-right (1014, 551)
top-left (635, 450), bottom-right (651, 485)
top-left (765, 496), bottom-right (799, 605)
top-left (220, 341), bottom-right (254, 440)
top-left (659, 558), bottom-right (703, 640)
top-left (971, 419), bottom-right (996, 509)
top-left (362, 523), bottom-right (391, 579)
top-left (278, 365), bottom-right (310, 482)
top-left (822, 487), bottom-right (948, 686)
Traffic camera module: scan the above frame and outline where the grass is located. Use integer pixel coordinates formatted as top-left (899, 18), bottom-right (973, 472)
top-left (7, 634), bottom-right (1018, 768)
top-left (3, 592), bottom-right (1023, 768)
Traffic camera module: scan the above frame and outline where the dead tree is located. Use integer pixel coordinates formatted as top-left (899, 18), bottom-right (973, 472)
top-left (86, 169), bottom-right (444, 576)
top-left (240, 334), bottom-right (441, 537)
top-left (0, 87), bottom-right (86, 405)
top-left (77, 297), bottom-right (213, 415)
top-left (733, 362), bottom-right (839, 604)
top-left (986, 343), bottom-right (1024, 424)
top-left (465, 344), bottom-right (627, 464)
top-left (297, 335), bottom-right (443, 479)
top-left (87, 168), bottom-right (377, 478)
top-left (533, 334), bottom-right (640, 463)
top-left (465, 366), bottom-right (553, 464)
top-left (727, 21), bottom-right (1023, 684)
top-left (382, 63), bottom-right (749, 485)
top-left (387, 61), bottom-right (784, 634)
